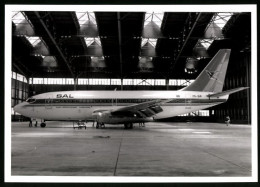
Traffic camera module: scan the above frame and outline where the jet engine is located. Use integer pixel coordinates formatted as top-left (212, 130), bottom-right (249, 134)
top-left (93, 110), bottom-right (153, 124)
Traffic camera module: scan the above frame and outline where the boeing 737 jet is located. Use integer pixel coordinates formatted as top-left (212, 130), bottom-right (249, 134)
top-left (14, 49), bottom-right (248, 129)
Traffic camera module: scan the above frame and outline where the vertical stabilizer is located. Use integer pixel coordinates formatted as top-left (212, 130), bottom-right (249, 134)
top-left (182, 49), bottom-right (231, 92)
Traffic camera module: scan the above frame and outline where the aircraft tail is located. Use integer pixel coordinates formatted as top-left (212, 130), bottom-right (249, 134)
top-left (182, 49), bottom-right (231, 93)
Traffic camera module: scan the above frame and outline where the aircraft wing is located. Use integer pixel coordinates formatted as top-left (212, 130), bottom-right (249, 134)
top-left (110, 99), bottom-right (174, 117)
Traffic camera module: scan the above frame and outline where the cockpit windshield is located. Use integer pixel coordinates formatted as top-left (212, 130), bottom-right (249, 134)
top-left (26, 98), bottom-right (36, 103)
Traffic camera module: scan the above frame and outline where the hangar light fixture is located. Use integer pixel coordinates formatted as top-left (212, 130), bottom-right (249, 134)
top-left (12, 11), bottom-right (26, 25)
top-left (12, 11), bottom-right (36, 37)
top-left (197, 39), bottom-right (214, 50)
top-left (141, 11), bottom-right (164, 52)
top-left (76, 12), bottom-right (103, 56)
top-left (144, 11), bottom-right (164, 27)
top-left (194, 12), bottom-right (233, 52)
top-left (75, 11), bottom-right (97, 25)
top-left (90, 56), bottom-right (104, 60)
top-left (213, 13), bottom-right (233, 29)
top-left (84, 37), bottom-right (101, 47)
top-left (141, 38), bottom-right (158, 47)
top-left (25, 36), bottom-right (42, 47)
top-left (141, 12), bottom-right (164, 48)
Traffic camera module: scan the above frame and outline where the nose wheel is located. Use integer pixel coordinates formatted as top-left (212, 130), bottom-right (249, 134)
top-left (40, 122), bottom-right (46, 128)
top-left (124, 123), bottom-right (133, 129)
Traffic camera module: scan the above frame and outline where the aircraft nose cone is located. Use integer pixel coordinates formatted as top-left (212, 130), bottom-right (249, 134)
top-left (13, 103), bottom-right (23, 114)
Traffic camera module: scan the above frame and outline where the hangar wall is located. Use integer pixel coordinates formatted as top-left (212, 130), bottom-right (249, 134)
top-left (212, 51), bottom-right (251, 124)
top-left (11, 72), bottom-right (29, 121)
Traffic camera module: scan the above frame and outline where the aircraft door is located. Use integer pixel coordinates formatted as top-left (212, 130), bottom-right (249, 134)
top-left (185, 94), bottom-right (192, 110)
top-left (112, 98), bottom-right (117, 106)
top-left (45, 98), bottom-right (53, 109)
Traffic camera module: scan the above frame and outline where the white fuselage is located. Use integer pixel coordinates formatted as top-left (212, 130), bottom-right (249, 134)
top-left (14, 90), bottom-right (228, 123)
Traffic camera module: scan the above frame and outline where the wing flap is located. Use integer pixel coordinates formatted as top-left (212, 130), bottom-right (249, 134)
top-left (140, 108), bottom-right (156, 117)
top-left (111, 99), bottom-right (162, 113)
top-left (150, 105), bottom-right (163, 113)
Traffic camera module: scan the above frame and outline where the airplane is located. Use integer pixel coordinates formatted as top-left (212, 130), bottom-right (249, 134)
top-left (14, 49), bottom-right (249, 129)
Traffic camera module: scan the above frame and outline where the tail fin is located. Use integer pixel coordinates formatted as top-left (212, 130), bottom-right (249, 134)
top-left (182, 49), bottom-right (231, 92)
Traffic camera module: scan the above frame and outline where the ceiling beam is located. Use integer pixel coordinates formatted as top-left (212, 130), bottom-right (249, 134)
top-left (34, 11), bottom-right (75, 78)
top-left (174, 12), bottom-right (202, 66)
top-left (13, 63), bottom-right (28, 79)
top-left (12, 56), bottom-right (33, 78)
top-left (117, 12), bottom-right (123, 90)
top-left (70, 12), bottom-right (88, 51)
top-left (70, 12), bottom-right (91, 77)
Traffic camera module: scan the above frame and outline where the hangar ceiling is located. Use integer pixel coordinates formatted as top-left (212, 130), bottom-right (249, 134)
top-left (12, 11), bottom-right (251, 80)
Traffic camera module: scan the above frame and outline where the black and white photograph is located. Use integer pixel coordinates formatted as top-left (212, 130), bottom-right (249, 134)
top-left (5, 4), bottom-right (257, 183)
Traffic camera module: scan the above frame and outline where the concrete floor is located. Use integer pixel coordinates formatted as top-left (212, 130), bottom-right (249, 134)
top-left (11, 121), bottom-right (251, 177)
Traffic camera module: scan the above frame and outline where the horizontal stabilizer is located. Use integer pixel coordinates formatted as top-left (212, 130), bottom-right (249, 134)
top-left (208, 87), bottom-right (249, 98)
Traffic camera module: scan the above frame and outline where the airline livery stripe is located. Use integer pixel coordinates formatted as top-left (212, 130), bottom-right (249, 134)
top-left (28, 98), bottom-right (227, 105)
top-left (23, 102), bottom-right (224, 107)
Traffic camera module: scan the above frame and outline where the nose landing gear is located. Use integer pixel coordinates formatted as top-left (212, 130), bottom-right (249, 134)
top-left (124, 123), bottom-right (133, 129)
top-left (40, 122), bottom-right (46, 128)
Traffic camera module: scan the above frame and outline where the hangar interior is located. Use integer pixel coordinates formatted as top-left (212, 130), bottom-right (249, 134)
top-left (11, 11), bottom-right (251, 124)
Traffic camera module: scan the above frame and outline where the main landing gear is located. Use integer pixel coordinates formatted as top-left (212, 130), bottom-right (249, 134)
top-left (30, 120), bottom-right (46, 128)
top-left (96, 122), bottom-right (105, 129)
top-left (124, 123), bottom-right (133, 129)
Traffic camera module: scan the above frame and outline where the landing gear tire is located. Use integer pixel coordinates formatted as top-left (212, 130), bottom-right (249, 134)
top-left (96, 123), bottom-right (100, 129)
top-left (101, 123), bottom-right (105, 129)
top-left (40, 122), bottom-right (46, 128)
top-left (96, 122), bottom-right (105, 129)
top-left (124, 123), bottom-right (133, 129)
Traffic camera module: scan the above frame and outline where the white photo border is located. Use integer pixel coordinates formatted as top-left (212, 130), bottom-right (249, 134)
top-left (5, 4), bottom-right (258, 183)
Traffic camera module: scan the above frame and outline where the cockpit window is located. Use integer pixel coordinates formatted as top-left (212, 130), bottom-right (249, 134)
top-left (26, 98), bottom-right (36, 103)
